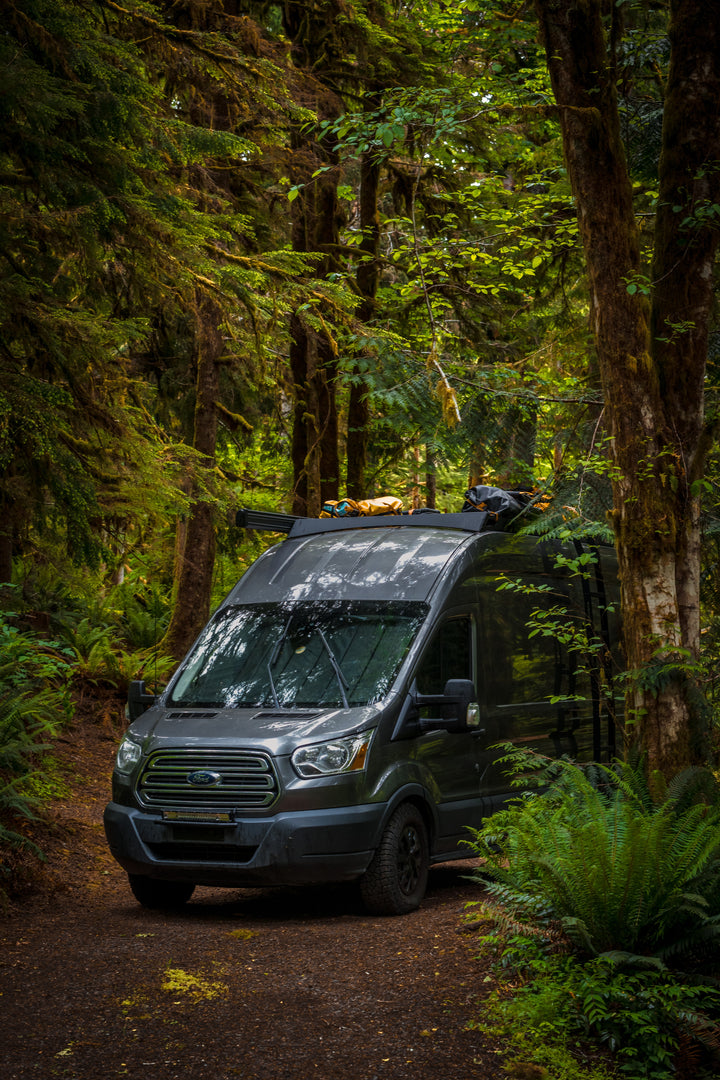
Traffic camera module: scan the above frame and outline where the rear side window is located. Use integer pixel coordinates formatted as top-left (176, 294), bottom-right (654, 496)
top-left (479, 581), bottom-right (598, 762)
top-left (482, 586), bottom-right (592, 707)
top-left (415, 616), bottom-right (473, 695)
top-left (486, 599), bottom-right (563, 705)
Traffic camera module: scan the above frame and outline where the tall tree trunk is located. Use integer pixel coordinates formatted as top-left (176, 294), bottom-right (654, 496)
top-left (410, 444), bottom-right (421, 509)
top-left (288, 154), bottom-right (342, 517)
top-left (0, 526), bottom-right (12, 587)
top-left (161, 294), bottom-right (223, 660)
top-left (650, 0), bottom-right (720, 659)
top-left (347, 150), bottom-right (381, 499)
top-left (425, 447), bottom-right (436, 509)
top-left (283, 2), bottom-right (344, 517)
top-left (288, 172), bottom-right (342, 515)
top-left (290, 310), bottom-right (323, 516)
top-left (533, 0), bottom-right (720, 774)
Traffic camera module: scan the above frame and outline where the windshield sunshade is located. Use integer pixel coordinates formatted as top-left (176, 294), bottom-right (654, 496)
top-left (168, 601), bottom-right (427, 709)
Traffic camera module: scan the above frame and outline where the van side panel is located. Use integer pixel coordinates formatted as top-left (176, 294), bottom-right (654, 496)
top-left (458, 535), bottom-right (621, 813)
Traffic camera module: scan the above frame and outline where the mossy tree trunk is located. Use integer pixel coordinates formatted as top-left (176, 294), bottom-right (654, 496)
top-left (284, 2), bottom-right (344, 517)
top-left (161, 293), bottom-right (223, 661)
top-left (347, 149), bottom-right (381, 500)
top-left (533, 0), bottom-right (720, 775)
top-left (288, 162), bottom-right (342, 516)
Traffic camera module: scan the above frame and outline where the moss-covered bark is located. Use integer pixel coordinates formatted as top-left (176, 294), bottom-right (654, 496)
top-left (347, 150), bottom-right (381, 499)
top-left (533, 0), bottom-right (720, 775)
top-left (284, 3), bottom-right (345, 517)
top-left (288, 163), bottom-right (343, 516)
top-left (161, 294), bottom-right (223, 660)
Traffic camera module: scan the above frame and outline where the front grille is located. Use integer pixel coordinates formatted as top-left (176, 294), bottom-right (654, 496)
top-left (136, 749), bottom-right (279, 811)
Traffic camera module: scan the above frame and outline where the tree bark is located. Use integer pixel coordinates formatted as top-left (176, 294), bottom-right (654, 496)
top-left (161, 293), bottom-right (223, 661)
top-left (0, 528), bottom-right (12, 587)
top-left (288, 152), bottom-right (342, 517)
top-left (347, 150), bottom-right (381, 499)
top-left (284, 2), bottom-right (344, 517)
top-left (425, 447), bottom-right (436, 509)
top-left (650, 0), bottom-right (720, 656)
top-left (533, 0), bottom-right (720, 774)
top-left (290, 309), bottom-right (323, 516)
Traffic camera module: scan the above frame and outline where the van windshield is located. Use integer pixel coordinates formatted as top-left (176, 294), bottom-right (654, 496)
top-left (168, 601), bottom-right (427, 709)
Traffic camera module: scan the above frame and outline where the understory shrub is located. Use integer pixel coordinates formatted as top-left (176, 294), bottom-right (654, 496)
top-left (467, 916), bottom-right (720, 1080)
top-left (113, 580), bottom-right (171, 650)
top-left (465, 750), bottom-right (720, 1078)
top-left (468, 749), bottom-right (720, 964)
top-left (0, 617), bottom-right (73, 863)
top-left (56, 615), bottom-right (176, 695)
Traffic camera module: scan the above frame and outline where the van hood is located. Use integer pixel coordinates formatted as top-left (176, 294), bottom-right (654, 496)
top-left (129, 702), bottom-right (384, 758)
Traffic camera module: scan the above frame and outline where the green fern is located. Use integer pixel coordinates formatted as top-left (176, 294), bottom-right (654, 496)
top-left (112, 647), bottom-right (176, 696)
top-left (468, 751), bottom-right (720, 964)
top-left (56, 617), bottom-right (115, 663)
top-left (0, 619), bottom-right (73, 879)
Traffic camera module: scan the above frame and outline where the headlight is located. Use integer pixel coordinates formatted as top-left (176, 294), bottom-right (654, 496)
top-left (115, 734), bottom-right (143, 774)
top-left (291, 730), bottom-right (373, 778)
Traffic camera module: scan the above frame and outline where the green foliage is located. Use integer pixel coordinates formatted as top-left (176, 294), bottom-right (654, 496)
top-left (468, 915), bottom-right (720, 1080)
top-left (469, 739), bottom-right (720, 1079)
top-left (55, 615), bottom-right (175, 695)
top-left (0, 617), bottom-right (73, 860)
top-left (0, 0), bottom-right (309, 578)
top-left (467, 750), bottom-right (720, 964)
top-left (0, 1), bottom-right (647, 568)
top-left (115, 582), bottom-right (170, 651)
top-left (571, 959), bottom-right (720, 1077)
top-left (14, 756), bottom-right (71, 804)
top-left (0, 0), bottom-right (717, 736)
top-left (57, 617), bottom-right (114, 664)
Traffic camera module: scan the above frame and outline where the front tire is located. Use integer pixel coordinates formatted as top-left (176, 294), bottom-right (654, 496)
top-left (128, 874), bottom-right (195, 909)
top-left (360, 803), bottom-right (429, 915)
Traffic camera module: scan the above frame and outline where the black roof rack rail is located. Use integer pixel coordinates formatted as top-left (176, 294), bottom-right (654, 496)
top-left (288, 511), bottom-right (491, 537)
top-left (235, 508), bottom-right (298, 533)
top-left (235, 506), bottom-right (495, 537)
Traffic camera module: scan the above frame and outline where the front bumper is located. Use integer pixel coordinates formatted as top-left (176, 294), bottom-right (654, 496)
top-left (103, 801), bottom-right (385, 887)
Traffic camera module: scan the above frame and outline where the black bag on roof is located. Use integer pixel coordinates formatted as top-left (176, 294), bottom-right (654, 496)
top-left (461, 485), bottom-right (528, 519)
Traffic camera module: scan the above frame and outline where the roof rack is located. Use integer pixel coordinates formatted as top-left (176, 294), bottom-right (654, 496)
top-left (235, 486), bottom-right (545, 540)
top-left (235, 507), bottom-right (493, 537)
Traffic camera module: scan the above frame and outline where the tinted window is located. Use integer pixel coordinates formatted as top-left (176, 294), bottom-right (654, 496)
top-left (415, 616), bottom-right (473, 694)
top-left (480, 582), bottom-right (593, 707)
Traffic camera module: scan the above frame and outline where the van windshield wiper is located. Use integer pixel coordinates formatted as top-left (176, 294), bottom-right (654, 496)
top-left (317, 628), bottom-right (350, 709)
top-left (267, 615), bottom-right (292, 709)
top-left (267, 617), bottom-right (350, 709)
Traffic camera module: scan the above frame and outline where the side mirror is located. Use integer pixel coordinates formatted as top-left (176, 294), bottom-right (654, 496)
top-left (128, 679), bottom-right (156, 722)
top-left (442, 678), bottom-right (481, 729)
top-left (413, 677), bottom-right (479, 733)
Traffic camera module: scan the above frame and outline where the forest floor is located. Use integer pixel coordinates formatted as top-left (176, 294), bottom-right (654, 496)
top-left (0, 706), bottom-right (511, 1080)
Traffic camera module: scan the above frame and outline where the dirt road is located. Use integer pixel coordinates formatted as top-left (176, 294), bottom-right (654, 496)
top-left (0, 722), bottom-right (503, 1080)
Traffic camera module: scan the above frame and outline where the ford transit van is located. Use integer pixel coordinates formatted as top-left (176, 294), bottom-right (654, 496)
top-left (104, 509), bottom-right (621, 915)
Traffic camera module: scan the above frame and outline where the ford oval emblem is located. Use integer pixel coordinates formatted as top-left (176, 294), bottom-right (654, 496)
top-left (187, 769), bottom-right (222, 788)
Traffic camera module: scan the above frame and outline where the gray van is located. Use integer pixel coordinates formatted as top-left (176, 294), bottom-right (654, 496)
top-left (104, 509), bottom-right (621, 915)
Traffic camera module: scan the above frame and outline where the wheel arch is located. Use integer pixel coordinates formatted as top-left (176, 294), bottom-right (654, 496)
top-left (371, 784), bottom-right (438, 851)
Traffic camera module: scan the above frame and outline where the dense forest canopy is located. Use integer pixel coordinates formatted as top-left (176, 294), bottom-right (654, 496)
top-left (1, 0), bottom-right (719, 773)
